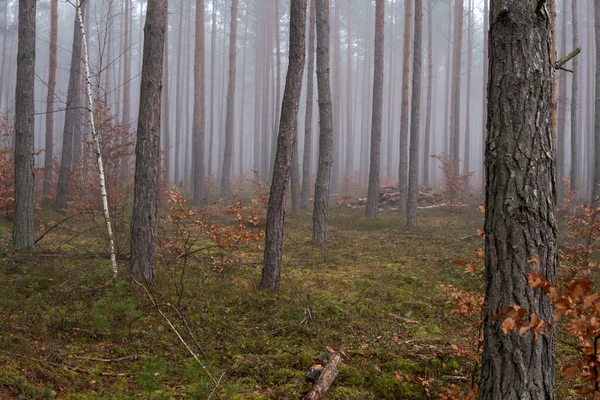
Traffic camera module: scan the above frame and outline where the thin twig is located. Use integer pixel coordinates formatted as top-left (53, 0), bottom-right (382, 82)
top-left (555, 47), bottom-right (582, 70)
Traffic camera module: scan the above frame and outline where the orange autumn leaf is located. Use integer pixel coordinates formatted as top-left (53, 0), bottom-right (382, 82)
top-left (562, 365), bottom-right (580, 380)
top-left (501, 317), bottom-right (516, 335)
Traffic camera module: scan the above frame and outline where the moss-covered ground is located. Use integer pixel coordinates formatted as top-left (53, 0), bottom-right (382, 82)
top-left (0, 203), bottom-right (575, 399)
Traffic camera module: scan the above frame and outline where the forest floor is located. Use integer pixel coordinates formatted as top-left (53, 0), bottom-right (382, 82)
top-left (0, 197), bottom-right (584, 399)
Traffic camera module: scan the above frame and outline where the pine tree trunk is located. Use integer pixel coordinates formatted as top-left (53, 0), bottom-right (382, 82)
top-left (449, 0), bottom-right (463, 165)
top-left (130, 0), bottom-right (168, 284)
top-left (121, 0), bottom-right (132, 182)
top-left (301, 0), bottom-right (316, 209)
top-left (55, 7), bottom-right (85, 214)
top-left (593, 0), bottom-right (600, 206)
top-left (398, 0), bottom-right (412, 215)
top-left (162, 15), bottom-right (171, 181)
top-left (260, 0), bottom-right (272, 182)
top-left (557, 0), bottom-right (568, 199)
top-left (192, 0), bottom-right (206, 205)
top-left (481, 0), bottom-right (489, 190)
top-left (571, 0), bottom-right (579, 193)
top-left (365, 0), bottom-right (385, 219)
top-left (253, 5), bottom-right (263, 175)
top-left (330, 0), bottom-right (341, 193)
top-left (174, 0), bottom-right (185, 185)
top-left (312, 0), bottom-right (333, 243)
top-left (13, 0), bottom-right (36, 249)
top-left (208, 0), bottom-right (217, 177)
top-left (220, 0), bottom-right (238, 197)
top-left (238, 8), bottom-right (249, 176)
top-left (43, 0), bottom-right (58, 197)
top-left (344, 0), bottom-right (353, 183)
top-left (407, 0), bottom-right (422, 228)
top-left (422, 0), bottom-right (433, 188)
top-left (260, 0), bottom-right (307, 292)
top-left (479, 1), bottom-right (557, 397)
top-left (463, 0), bottom-right (473, 189)
top-left (0, 0), bottom-right (8, 114)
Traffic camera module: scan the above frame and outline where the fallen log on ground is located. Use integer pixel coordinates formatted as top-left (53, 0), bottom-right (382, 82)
top-left (303, 351), bottom-right (344, 400)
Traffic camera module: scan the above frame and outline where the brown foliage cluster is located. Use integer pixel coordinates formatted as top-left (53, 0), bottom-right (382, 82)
top-left (431, 154), bottom-right (473, 210)
top-left (0, 115), bottom-right (14, 218)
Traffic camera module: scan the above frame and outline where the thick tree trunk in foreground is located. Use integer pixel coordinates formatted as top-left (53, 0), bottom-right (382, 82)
top-left (365, 0), bottom-right (385, 219)
top-left (301, 0), bottom-right (316, 210)
top-left (397, 0), bottom-right (412, 215)
top-left (260, 0), bottom-right (307, 293)
top-left (55, 7), bottom-right (85, 214)
top-left (130, 0), bottom-right (167, 284)
top-left (13, 0), bottom-right (36, 249)
top-left (312, 0), bottom-right (334, 243)
top-left (407, 0), bottom-right (422, 228)
top-left (220, 0), bottom-right (238, 197)
top-left (192, 0), bottom-right (206, 205)
top-left (479, 1), bottom-right (557, 398)
top-left (43, 0), bottom-right (58, 197)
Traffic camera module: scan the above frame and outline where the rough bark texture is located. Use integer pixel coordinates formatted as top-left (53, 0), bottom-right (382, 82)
top-left (397, 0), bottom-right (412, 215)
top-left (43, 0), bottom-right (58, 197)
top-left (422, 0), bottom-right (433, 189)
top-left (407, 0), bottom-right (422, 229)
top-left (302, 352), bottom-right (343, 400)
top-left (55, 7), bottom-right (85, 214)
top-left (301, 0), bottom-right (316, 210)
top-left (192, 0), bottom-right (206, 205)
top-left (479, 1), bottom-right (557, 398)
top-left (365, 0), bottom-right (384, 219)
top-left (260, 0), bottom-right (307, 293)
top-left (130, 0), bottom-right (167, 284)
top-left (312, 0), bottom-right (333, 243)
top-left (291, 123), bottom-right (301, 213)
top-left (13, 0), bottom-right (36, 249)
top-left (449, 0), bottom-right (463, 164)
top-left (220, 0), bottom-right (238, 197)
top-left (570, 0), bottom-right (579, 192)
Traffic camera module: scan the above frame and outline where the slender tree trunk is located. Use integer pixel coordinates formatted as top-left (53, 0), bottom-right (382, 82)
top-left (385, 0), bottom-right (396, 179)
top-left (479, 1), bottom-right (557, 397)
top-left (260, 0), bottom-right (307, 292)
top-left (571, 0), bottom-right (579, 193)
top-left (463, 0), bottom-right (473, 188)
top-left (0, 0), bottom-right (8, 114)
top-left (344, 0), bottom-right (353, 182)
top-left (238, 7), bottom-right (249, 176)
top-left (365, 0), bottom-right (385, 219)
top-left (220, 0), bottom-right (238, 197)
top-left (301, 0), bottom-right (316, 209)
top-left (55, 6), bottom-right (85, 213)
top-left (209, 0), bottom-right (217, 176)
top-left (330, 0), bottom-right (341, 193)
top-left (449, 0), bottom-right (463, 165)
top-left (398, 0), bottom-right (412, 215)
top-left (407, 0), bottom-right (422, 228)
top-left (13, 0), bottom-right (36, 249)
top-left (312, 0), bottom-right (333, 242)
top-left (253, 6), bottom-right (262, 174)
top-left (269, 0), bottom-right (282, 177)
top-left (444, 2), bottom-right (451, 155)
top-left (130, 0), bottom-right (168, 284)
top-left (121, 0), bottom-right (132, 181)
top-left (192, 0), bottom-right (206, 205)
top-left (173, 0), bottom-right (185, 184)
top-left (481, 0), bottom-right (489, 190)
top-left (183, 1), bottom-right (193, 187)
top-left (260, 0), bottom-right (272, 182)
top-left (557, 0), bottom-right (568, 198)
top-left (422, 0), bottom-right (433, 188)
top-left (593, 0), bottom-right (600, 206)
top-left (162, 14), bottom-right (170, 181)
top-left (43, 0), bottom-right (58, 197)
top-left (76, 0), bottom-right (118, 278)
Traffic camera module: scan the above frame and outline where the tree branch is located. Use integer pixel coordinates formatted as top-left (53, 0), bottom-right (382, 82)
top-left (555, 47), bottom-right (582, 71)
